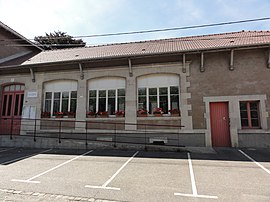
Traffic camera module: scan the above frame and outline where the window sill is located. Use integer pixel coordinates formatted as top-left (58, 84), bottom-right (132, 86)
top-left (137, 116), bottom-right (181, 120)
top-left (238, 129), bottom-right (270, 134)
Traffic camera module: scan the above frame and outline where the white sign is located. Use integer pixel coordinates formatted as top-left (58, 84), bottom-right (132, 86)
top-left (27, 91), bottom-right (38, 98)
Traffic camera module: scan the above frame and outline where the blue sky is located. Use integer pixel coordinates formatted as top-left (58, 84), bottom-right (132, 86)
top-left (0, 0), bottom-right (269, 45)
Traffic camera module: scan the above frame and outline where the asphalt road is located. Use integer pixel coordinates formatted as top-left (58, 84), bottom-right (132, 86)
top-left (0, 147), bottom-right (269, 201)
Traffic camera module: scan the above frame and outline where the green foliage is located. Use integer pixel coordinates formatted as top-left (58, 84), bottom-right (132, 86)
top-left (34, 31), bottom-right (86, 50)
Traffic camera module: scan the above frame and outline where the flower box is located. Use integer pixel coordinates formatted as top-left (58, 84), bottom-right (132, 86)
top-left (153, 108), bottom-right (164, 117)
top-left (41, 112), bottom-right (51, 118)
top-left (87, 111), bottom-right (96, 118)
top-left (67, 111), bottom-right (76, 118)
top-left (115, 110), bottom-right (125, 118)
top-left (54, 112), bottom-right (64, 118)
top-left (169, 109), bottom-right (180, 117)
top-left (97, 111), bottom-right (108, 118)
top-left (137, 109), bottom-right (148, 117)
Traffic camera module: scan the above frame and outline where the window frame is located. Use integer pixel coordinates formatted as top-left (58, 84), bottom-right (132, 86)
top-left (43, 91), bottom-right (77, 116)
top-left (240, 101), bottom-right (260, 129)
top-left (137, 85), bottom-right (180, 115)
top-left (88, 88), bottom-right (125, 115)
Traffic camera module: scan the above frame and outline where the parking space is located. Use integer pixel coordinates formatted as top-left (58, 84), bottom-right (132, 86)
top-left (0, 147), bottom-right (269, 201)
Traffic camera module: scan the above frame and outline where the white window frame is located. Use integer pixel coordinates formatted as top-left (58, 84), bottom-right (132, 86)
top-left (88, 77), bottom-right (126, 114)
top-left (137, 74), bottom-right (180, 114)
top-left (43, 80), bottom-right (77, 115)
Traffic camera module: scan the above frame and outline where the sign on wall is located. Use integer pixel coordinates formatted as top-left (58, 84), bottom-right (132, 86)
top-left (27, 91), bottom-right (38, 98)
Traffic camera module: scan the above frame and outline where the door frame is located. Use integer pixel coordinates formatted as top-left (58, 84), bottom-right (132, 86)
top-left (204, 96), bottom-right (235, 147)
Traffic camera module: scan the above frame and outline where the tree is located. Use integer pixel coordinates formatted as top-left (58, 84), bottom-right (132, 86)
top-left (34, 31), bottom-right (86, 50)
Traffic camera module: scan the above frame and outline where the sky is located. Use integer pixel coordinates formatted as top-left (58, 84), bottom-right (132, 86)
top-left (0, 0), bottom-right (270, 46)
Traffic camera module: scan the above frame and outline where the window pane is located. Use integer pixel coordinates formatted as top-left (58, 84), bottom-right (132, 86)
top-left (45, 92), bottom-right (52, 99)
top-left (99, 90), bottom-right (106, 97)
top-left (138, 88), bottom-right (146, 96)
top-left (170, 86), bottom-right (179, 94)
top-left (70, 99), bottom-right (77, 112)
top-left (2, 95), bottom-right (7, 116)
top-left (14, 94), bottom-right (19, 116)
top-left (7, 95), bottom-right (12, 116)
top-left (251, 119), bottom-right (259, 127)
top-left (89, 98), bottom-right (96, 112)
top-left (160, 96), bottom-right (168, 113)
top-left (171, 95), bottom-right (179, 111)
top-left (250, 102), bottom-right (258, 110)
top-left (98, 98), bottom-right (106, 112)
top-left (4, 86), bottom-right (9, 91)
top-left (149, 88), bottom-right (157, 95)
top-left (10, 85), bottom-right (15, 91)
top-left (62, 92), bottom-right (69, 98)
top-left (241, 119), bottom-right (249, 127)
top-left (159, 87), bottom-right (167, 95)
top-left (118, 89), bottom-right (125, 96)
top-left (118, 97), bottom-right (125, 111)
top-left (108, 90), bottom-right (115, 97)
top-left (71, 91), bottom-right (77, 98)
top-left (54, 92), bottom-right (60, 99)
top-left (108, 97), bottom-right (115, 115)
top-left (15, 85), bottom-right (21, 91)
top-left (45, 100), bottom-right (51, 112)
top-left (89, 90), bottom-right (96, 97)
top-left (251, 111), bottom-right (258, 118)
top-left (240, 111), bottom-right (248, 119)
top-left (138, 96), bottom-right (146, 110)
top-left (61, 100), bottom-right (68, 113)
top-left (149, 96), bottom-right (157, 114)
top-left (240, 102), bottom-right (247, 111)
top-left (53, 100), bottom-right (60, 113)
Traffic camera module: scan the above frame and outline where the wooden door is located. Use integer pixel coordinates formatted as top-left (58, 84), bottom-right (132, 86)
top-left (210, 102), bottom-right (231, 147)
top-left (0, 84), bottom-right (24, 135)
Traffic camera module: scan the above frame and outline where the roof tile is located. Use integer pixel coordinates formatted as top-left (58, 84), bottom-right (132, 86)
top-left (23, 31), bottom-right (270, 65)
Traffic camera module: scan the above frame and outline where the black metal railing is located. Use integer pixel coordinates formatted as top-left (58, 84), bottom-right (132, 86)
top-left (0, 117), bottom-right (185, 148)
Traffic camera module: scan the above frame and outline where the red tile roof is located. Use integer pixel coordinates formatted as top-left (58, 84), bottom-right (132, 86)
top-left (23, 31), bottom-right (270, 65)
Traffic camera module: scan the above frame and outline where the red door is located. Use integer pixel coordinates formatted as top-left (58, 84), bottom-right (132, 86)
top-left (0, 84), bottom-right (25, 135)
top-left (210, 102), bottom-right (231, 147)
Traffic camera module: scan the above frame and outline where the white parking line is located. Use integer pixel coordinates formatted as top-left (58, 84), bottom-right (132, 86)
top-left (174, 152), bottom-right (218, 199)
top-left (2, 149), bottom-right (52, 165)
top-left (0, 148), bottom-right (15, 153)
top-left (238, 149), bottom-right (270, 175)
top-left (12, 150), bottom-right (93, 184)
top-left (85, 151), bottom-right (139, 191)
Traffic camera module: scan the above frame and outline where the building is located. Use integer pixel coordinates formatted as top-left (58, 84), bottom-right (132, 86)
top-left (1, 28), bottom-right (270, 148)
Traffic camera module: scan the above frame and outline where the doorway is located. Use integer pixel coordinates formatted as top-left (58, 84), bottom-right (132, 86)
top-left (210, 102), bottom-right (231, 147)
top-left (0, 84), bottom-right (25, 135)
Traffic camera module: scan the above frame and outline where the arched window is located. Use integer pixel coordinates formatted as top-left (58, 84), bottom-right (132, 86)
top-left (137, 74), bottom-right (180, 115)
top-left (43, 80), bottom-right (77, 117)
top-left (88, 77), bottom-right (125, 115)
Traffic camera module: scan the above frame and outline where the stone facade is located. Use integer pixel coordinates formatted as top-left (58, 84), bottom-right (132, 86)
top-left (1, 34), bottom-right (270, 148)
